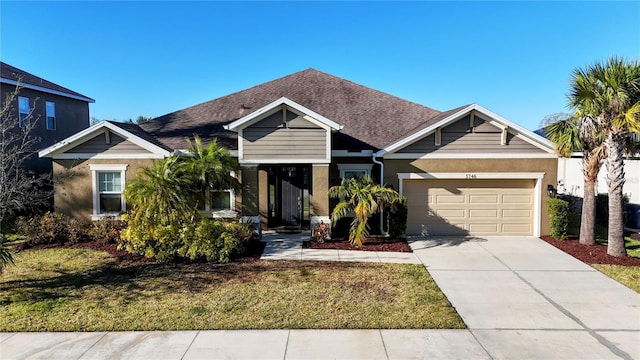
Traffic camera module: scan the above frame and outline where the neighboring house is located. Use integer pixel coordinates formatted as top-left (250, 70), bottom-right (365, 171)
top-left (39, 69), bottom-right (557, 236)
top-left (557, 156), bottom-right (640, 204)
top-left (0, 62), bottom-right (95, 174)
top-left (534, 127), bottom-right (640, 205)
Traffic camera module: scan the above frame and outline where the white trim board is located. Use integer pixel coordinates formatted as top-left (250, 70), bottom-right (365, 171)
top-left (384, 153), bottom-right (557, 159)
top-left (376, 104), bottom-right (555, 157)
top-left (224, 97), bottom-right (343, 132)
top-left (0, 77), bottom-right (95, 103)
top-left (39, 121), bottom-right (171, 158)
top-left (51, 153), bottom-right (166, 160)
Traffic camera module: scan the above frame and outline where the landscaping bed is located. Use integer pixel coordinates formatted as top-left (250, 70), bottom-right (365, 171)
top-left (303, 236), bottom-right (412, 252)
top-left (540, 235), bottom-right (640, 266)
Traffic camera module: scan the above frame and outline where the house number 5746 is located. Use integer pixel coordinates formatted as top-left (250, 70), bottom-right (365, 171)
top-left (466, 174), bottom-right (477, 179)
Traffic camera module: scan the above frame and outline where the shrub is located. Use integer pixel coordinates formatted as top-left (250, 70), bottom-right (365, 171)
top-left (388, 197), bottom-right (407, 238)
top-left (17, 212), bottom-right (89, 246)
top-left (88, 217), bottom-right (126, 243)
top-left (120, 213), bottom-right (252, 263)
top-left (548, 198), bottom-right (570, 240)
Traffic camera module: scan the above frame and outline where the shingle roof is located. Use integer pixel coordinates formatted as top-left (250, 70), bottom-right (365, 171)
top-left (140, 68), bottom-right (445, 151)
top-left (0, 62), bottom-right (95, 103)
top-left (105, 121), bottom-right (173, 152)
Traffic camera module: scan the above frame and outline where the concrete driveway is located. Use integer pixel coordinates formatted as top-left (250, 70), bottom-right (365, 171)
top-left (410, 236), bottom-right (640, 360)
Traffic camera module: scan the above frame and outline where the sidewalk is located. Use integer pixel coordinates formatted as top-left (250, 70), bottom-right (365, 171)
top-left (0, 329), bottom-right (490, 360)
top-left (259, 231), bottom-right (420, 264)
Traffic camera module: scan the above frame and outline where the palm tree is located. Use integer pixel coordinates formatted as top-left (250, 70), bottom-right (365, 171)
top-left (328, 175), bottom-right (401, 247)
top-left (184, 135), bottom-right (240, 211)
top-left (0, 235), bottom-right (14, 274)
top-left (546, 114), bottom-right (606, 246)
top-left (125, 156), bottom-right (198, 225)
top-left (570, 57), bottom-right (640, 257)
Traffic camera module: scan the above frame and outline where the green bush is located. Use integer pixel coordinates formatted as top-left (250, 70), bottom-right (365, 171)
top-left (388, 197), bottom-right (408, 238)
top-left (548, 199), bottom-right (570, 240)
top-left (88, 217), bottom-right (126, 243)
top-left (120, 213), bottom-right (252, 263)
top-left (17, 212), bottom-right (89, 246)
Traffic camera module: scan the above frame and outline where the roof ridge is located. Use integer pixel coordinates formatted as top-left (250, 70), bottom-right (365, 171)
top-left (0, 61), bottom-right (94, 102)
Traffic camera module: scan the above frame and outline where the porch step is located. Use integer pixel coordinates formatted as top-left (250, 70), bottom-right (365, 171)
top-left (274, 226), bottom-right (304, 234)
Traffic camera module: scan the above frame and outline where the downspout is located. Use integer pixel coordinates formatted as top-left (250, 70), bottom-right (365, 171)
top-left (371, 151), bottom-right (386, 235)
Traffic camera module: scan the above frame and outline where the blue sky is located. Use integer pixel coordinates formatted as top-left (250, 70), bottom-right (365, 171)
top-left (1, 1), bottom-right (638, 131)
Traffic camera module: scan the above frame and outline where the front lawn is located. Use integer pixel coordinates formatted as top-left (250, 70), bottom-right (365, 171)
top-left (592, 264), bottom-right (640, 293)
top-left (0, 248), bottom-right (464, 331)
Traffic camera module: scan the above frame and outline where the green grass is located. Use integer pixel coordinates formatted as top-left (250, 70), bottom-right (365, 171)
top-left (592, 264), bottom-right (640, 293)
top-left (0, 248), bottom-right (464, 331)
top-left (594, 224), bottom-right (640, 258)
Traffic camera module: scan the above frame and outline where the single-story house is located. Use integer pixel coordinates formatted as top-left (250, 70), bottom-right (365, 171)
top-left (39, 69), bottom-right (558, 236)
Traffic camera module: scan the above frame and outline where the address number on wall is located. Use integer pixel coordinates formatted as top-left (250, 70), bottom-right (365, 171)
top-left (465, 174), bottom-right (477, 179)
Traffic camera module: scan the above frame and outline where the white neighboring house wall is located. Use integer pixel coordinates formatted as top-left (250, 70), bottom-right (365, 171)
top-left (557, 157), bottom-right (640, 204)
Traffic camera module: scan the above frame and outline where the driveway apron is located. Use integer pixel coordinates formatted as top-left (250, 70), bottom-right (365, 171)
top-left (410, 236), bottom-right (640, 360)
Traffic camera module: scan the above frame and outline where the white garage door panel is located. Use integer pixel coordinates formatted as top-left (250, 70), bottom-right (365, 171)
top-left (405, 179), bottom-right (534, 236)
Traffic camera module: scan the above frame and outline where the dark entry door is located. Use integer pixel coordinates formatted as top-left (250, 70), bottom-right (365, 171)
top-left (268, 166), bottom-right (310, 227)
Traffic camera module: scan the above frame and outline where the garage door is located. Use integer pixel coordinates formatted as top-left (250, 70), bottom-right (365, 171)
top-left (404, 179), bottom-right (534, 236)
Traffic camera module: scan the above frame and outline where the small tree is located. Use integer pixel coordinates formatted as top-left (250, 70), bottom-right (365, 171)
top-left (0, 82), bottom-right (52, 271)
top-left (328, 175), bottom-right (401, 247)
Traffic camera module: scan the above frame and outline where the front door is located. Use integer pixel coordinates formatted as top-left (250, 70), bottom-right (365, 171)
top-left (267, 166), bottom-right (311, 228)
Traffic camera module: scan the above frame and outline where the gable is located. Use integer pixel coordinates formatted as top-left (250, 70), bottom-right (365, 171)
top-left (66, 132), bottom-right (153, 155)
top-left (241, 105), bottom-right (329, 163)
top-left (398, 114), bottom-right (545, 154)
top-left (39, 121), bottom-right (171, 160)
top-left (378, 104), bottom-right (555, 158)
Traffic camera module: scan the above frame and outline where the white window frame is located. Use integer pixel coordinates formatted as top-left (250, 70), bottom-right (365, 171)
top-left (18, 96), bottom-right (29, 128)
top-left (46, 101), bottom-right (56, 130)
top-left (89, 164), bottom-right (128, 220)
top-left (202, 171), bottom-right (237, 219)
top-left (338, 164), bottom-right (373, 179)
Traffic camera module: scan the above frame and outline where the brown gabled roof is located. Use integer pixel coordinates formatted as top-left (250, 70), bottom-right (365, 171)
top-left (0, 62), bottom-right (95, 103)
top-left (140, 68), bottom-right (443, 151)
top-left (105, 121), bottom-right (173, 152)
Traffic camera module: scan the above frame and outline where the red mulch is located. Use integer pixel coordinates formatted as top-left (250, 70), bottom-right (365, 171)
top-left (540, 235), bottom-right (640, 266)
top-left (303, 236), bottom-right (412, 252)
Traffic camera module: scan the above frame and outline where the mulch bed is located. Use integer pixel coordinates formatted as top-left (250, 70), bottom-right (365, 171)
top-left (540, 235), bottom-right (640, 266)
top-left (16, 239), bottom-right (267, 263)
top-left (303, 236), bottom-right (412, 252)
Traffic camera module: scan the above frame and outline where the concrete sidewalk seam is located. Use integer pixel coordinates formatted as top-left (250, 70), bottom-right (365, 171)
top-left (77, 332), bottom-right (106, 359)
top-left (476, 242), bottom-right (635, 360)
top-left (378, 329), bottom-right (390, 360)
top-left (180, 330), bottom-right (199, 360)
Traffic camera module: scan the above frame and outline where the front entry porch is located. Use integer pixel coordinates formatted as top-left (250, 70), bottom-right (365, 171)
top-left (240, 164), bottom-right (329, 231)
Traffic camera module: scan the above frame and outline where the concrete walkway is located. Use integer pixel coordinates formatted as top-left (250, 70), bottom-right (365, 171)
top-left (2, 235), bottom-right (639, 359)
top-left (259, 231), bottom-right (420, 264)
top-left (410, 236), bottom-right (640, 360)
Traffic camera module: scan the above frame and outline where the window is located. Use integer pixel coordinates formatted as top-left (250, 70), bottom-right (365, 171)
top-left (18, 96), bottom-right (29, 128)
top-left (211, 190), bottom-right (232, 210)
top-left (200, 171), bottom-right (236, 218)
top-left (90, 164), bottom-right (127, 220)
top-left (338, 164), bottom-right (373, 180)
top-left (46, 102), bottom-right (56, 130)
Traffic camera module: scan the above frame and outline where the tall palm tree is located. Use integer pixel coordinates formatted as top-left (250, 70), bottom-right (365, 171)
top-left (184, 135), bottom-right (240, 211)
top-left (570, 57), bottom-right (640, 257)
top-left (545, 117), bottom-right (606, 245)
top-left (328, 175), bottom-right (401, 247)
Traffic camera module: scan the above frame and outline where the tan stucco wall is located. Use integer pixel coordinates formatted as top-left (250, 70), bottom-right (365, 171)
top-left (53, 158), bottom-right (155, 220)
top-left (312, 165), bottom-right (329, 216)
top-left (384, 158), bottom-right (558, 235)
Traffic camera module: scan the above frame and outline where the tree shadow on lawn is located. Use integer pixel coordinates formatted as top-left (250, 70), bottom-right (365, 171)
top-left (0, 254), bottom-right (375, 306)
